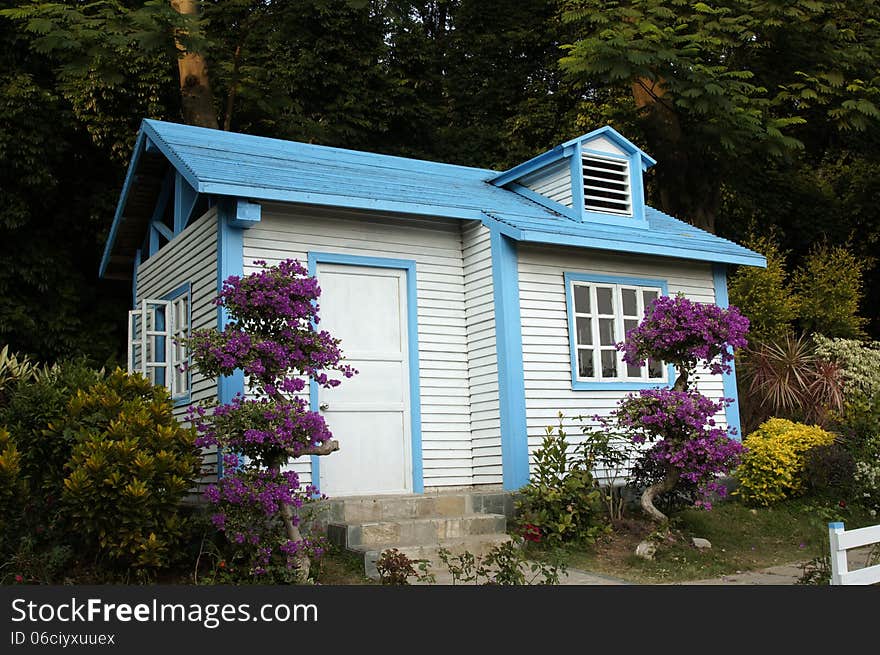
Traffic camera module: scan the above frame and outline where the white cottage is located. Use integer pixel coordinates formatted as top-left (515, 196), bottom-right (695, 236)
top-left (100, 120), bottom-right (765, 497)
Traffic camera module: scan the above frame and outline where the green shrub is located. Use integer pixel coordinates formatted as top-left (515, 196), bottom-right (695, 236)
top-left (735, 418), bottom-right (837, 506)
top-left (728, 233), bottom-right (798, 343)
top-left (802, 443), bottom-right (856, 495)
top-left (0, 345), bottom-right (42, 405)
top-left (853, 437), bottom-right (880, 518)
top-left (515, 418), bottom-right (604, 545)
top-left (792, 243), bottom-right (868, 339)
top-left (0, 359), bottom-right (102, 504)
top-left (813, 335), bottom-right (880, 401)
top-left (0, 428), bottom-right (24, 547)
top-left (58, 369), bottom-right (201, 572)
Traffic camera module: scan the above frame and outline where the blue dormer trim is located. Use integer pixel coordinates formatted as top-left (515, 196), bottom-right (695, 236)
top-left (496, 125), bottom-right (653, 229)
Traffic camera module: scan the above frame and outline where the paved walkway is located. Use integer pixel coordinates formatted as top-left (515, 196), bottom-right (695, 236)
top-left (423, 561), bottom-right (809, 585)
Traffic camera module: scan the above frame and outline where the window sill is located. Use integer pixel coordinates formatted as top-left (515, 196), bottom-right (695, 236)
top-left (571, 380), bottom-right (669, 391)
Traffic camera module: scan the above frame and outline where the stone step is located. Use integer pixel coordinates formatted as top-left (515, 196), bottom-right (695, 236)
top-left (328, 513), bottom-right (507, 549)
top-left (354, 533), bottom-right (514, 580)
top-left (316, 490), bottom-right (514, 524)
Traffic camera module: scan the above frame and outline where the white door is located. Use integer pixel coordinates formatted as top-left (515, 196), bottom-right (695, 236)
top-left (316, 263), bottom-right (412, 496)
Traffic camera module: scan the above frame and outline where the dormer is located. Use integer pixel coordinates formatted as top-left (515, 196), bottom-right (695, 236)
top-left (488, 126), bottom-right (656, 229)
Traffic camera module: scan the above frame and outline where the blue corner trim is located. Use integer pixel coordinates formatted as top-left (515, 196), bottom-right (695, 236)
top-left (489, 230), bottom-right (530, 491)
top-left (563, 272), bottom-right (674, 390)
top-left (215, 202), bottom-right (247, 478)
top-left (174, 171), bottom-right (199, 234)
top-left (162, 281), bottom-right (192, 407)
top-left (307, 251), bottom-right (423, 494)
top-left (99, 131), bottom-right (148, 278)
top-left (829, 522), bottom-right (845, 530)
top-left (712, 263), bottom-right (743, 440)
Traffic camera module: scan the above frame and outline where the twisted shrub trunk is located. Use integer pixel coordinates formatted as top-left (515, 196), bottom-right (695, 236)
top-left (639, 369), bottom-right (689, 523)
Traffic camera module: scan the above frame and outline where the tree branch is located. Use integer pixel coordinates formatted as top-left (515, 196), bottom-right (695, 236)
top-left (287, 440), bottom-right (339, 458)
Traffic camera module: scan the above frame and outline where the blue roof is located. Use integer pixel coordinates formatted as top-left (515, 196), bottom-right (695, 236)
top-left (100, 119), bottom-right (765, 278)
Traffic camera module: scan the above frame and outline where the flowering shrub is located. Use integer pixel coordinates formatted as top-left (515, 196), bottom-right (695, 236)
top-left (186, 259), bottom-right (355, 582)
top-left (589, 294), bottom-right (749, 522)
top-left (735, 418), bottom-right (836, 506)
top-left (813, 335), bottom-right (880, 401)
top-left (601, 389), bottom-right (744, 511)
top-left (619, 294), bottom-right (749, 382)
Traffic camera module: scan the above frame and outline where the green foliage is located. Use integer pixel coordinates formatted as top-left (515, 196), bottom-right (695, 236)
top-left (802, 443), bottom-right (856, 496)
top-left (515, 417), bottom-right (604, 545)
top-left (736, 418), bottom-right (837, 506)
top-left (437, 537), bottom-right (566, 585)
top-left (57, 369), bottom-right (201, 571)
top-left (738, 333), bottom-right (844, 434)
top-left (813, 335), bottom-right (880, 401)
top-left (0, 359), bottom-right (103, 506)
top-left (728, 234), bottom-right (798, 343)
top-left (375, 548), bottom-right (434, 585)
top-left (0, 345), bottom-right (42, 402)
top-left (0, 428), bottom-right (25, 547)
top-left (558, 0), bottom-right (880, 233)
top-left (792, 243), bottom-right (868, 338)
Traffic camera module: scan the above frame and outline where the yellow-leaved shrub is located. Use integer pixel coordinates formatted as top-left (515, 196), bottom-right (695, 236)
top-left (735, 418), bottom-right (836, 505)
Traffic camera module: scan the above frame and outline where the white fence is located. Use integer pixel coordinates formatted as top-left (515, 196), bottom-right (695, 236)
top-left (828, 521), bottom-right (880, 585)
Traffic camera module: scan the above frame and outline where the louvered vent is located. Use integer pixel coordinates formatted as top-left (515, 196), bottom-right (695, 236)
top-left (582, 154), bottom-right (631, 216)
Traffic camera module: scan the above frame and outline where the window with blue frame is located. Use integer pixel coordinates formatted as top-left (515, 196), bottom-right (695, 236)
top-left (565, 273), bottom-right (668, 388)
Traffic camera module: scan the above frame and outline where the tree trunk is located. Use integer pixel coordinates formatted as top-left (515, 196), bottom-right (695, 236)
top-left (171, 0), bottom-right (218, 129)
top-left (640, 466), bottom-right (680, 523)
top-left (630, 77), bottom-right (719, 233)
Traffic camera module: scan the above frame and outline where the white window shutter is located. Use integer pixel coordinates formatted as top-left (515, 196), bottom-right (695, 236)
top-left (131, 300), bottom-right (174, 393)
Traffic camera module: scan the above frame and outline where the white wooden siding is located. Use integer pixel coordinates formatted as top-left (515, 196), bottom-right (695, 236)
top-left (517, 244), bottom-right (728, 479)
top-left (462, 221), bottom-right (502, 484)
top-left (583, 136), bottom-right (626, 157)
top-left (520, 160), bottom-right (573, 208)
top-left (136, 208), bottom-right (219, 482)
top-left (242, 204), bottom-right (473, 488)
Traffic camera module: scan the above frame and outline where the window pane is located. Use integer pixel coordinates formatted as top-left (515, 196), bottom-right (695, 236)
top-left (648, 358), bottom-right (664, 379)
top-left (624, 319), bottom-right (638, 338)
top-left (598, 318), bottom-right (616, 345)
top-left (576, 317), bottom-right (593, 345)
top-left (577, 349), bottom-right (594, 378)
top-left (621, 288), bottom-right (637, 316)
top-left (600, 350), bottom-right (618, 378)
top-left (642, 290), bottom-right (659, 309)
top-left (574, 285), bottom-right (591, 314)
top-left (627, 364), bottom-right (642, 378)
top-left (596, 287), bottom-right (613, 314)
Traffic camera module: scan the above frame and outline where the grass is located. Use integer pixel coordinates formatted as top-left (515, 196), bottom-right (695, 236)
top-left (559, 495), bottom-right (876, 584)
top-left (312, 545), bottom-right (375, 585)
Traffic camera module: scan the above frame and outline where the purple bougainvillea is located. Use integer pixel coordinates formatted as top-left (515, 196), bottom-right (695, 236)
top-left (593, 294), bottom-right (749, 521)
top-left (618, 294), bottom-right (749, 377)
top-left (184, 259), bottom-right (356, 581)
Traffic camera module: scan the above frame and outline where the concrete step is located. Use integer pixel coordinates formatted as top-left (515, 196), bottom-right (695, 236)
top-left (354, 533), bottom-right (514, 580)
top-left (327, 513), bottom-right (507, 548)
top-left (316, 490), bottom-right (514, 524)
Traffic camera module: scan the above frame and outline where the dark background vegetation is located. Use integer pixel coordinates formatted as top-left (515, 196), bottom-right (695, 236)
top-left (1, 0), bottom-right (878, 365)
